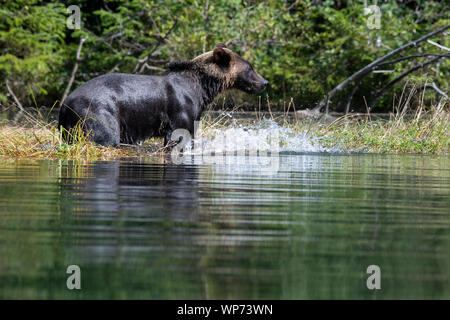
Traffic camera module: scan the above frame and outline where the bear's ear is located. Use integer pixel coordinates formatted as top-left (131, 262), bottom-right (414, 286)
top-left (215, 42), bottom-right (227, 49)
top-left (213, 47), bottom-right (231, 67)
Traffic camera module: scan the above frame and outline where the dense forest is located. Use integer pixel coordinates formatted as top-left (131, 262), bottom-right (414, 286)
top-left (0, 0), bottom-right (448, 113)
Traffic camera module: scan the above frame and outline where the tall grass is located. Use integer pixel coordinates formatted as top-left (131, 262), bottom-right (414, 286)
top-left (0, 110), bottom-right (163, 159)
top-left (314, 88), bottom-right (449, 154)
top-left (316, 111), bottom-right (448, 154)
top-left (0, 93), bottom-right (448, 159)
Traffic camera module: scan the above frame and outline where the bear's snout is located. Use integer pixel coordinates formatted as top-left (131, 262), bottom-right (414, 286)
top-left (253, 77), bottom-right (269, 93)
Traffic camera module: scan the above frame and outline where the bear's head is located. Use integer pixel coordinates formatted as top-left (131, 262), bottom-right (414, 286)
top-left (193, 43), bottom-right (269, 94)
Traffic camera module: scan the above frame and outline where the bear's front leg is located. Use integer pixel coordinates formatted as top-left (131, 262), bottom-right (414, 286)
top-left (163, 114), bottom-right (195, 153)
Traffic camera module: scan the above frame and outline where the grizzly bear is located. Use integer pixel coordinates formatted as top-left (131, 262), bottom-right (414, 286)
top-left (58, 43), bottom-right (268, 147)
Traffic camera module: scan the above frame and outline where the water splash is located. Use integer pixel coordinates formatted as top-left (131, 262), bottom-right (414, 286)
top-left (191, 119), bottom-right (340, 155)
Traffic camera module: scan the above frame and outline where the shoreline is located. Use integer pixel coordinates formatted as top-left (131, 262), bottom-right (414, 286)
top-left (0, 110), bottom-right (448, 160)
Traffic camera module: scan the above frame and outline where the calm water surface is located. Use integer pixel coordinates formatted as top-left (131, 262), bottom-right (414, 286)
top-left (0, 154), bottom-right (449, 299)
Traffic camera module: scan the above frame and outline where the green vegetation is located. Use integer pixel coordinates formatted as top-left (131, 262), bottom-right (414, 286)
top-left (1, 0), bottom-right (448, 111)
top-left (0, 101), bottom-right (447, 159)
top-left (315, 109), bottom-right (449, 154)
top-left (0, 119), bottom-right (164, 160)
top-left (0, 1), bottom-right (448, 158)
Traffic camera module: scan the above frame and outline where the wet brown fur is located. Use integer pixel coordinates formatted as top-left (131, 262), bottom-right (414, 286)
top-left (59, 43), bottom-right (267, 147)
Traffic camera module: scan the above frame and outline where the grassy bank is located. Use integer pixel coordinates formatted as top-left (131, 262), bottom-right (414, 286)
top-left (313, 105), bottom-right (449, 155)
top-left (0, 121), bottom-right (164, 160)
top-left (0, 106), bottom-right (448, 160)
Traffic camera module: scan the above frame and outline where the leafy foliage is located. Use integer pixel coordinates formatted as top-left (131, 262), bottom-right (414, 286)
top-left (0, 0), bottom-right (448, 111)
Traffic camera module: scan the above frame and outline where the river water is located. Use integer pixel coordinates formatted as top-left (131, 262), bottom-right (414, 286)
top-left (0, 152), bottom-right (449, 299)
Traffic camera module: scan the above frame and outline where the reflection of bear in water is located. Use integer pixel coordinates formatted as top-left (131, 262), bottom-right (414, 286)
top-left (58, 161), bottom-right (205, 276)
top-left (60, 161), bottom-right (200, 221)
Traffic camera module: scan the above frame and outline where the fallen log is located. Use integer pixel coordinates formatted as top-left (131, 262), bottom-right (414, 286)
top-left (313, 25), bottom-right (449, 113)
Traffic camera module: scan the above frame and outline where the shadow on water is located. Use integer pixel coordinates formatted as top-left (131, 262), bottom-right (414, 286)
top-left (0, 154), bottom-right (449, 299)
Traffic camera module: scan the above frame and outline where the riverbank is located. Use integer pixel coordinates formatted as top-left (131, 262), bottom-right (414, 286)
top-left (0, 107), bottom-right (448, 160)
top-left (312, 109), bottom-right (449, 155)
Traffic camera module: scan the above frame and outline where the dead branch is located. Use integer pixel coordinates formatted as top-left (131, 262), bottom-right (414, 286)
top-left (202, 0), bottom-right (209, 53)
top-left (369, 53), bottom-right (449, 110)
top-left (427, 39), bottom-right (450, 52)
top-left (133, 20), bottom-right (177, 74)
top-left (139, 63), bottom-right (164, 73)
top-left (314, 25), bottom-right (449, 112)
top-left (418, 82), bottom-right (449, 101)
top-left (344, 81), bottom-right (362, 114)
top-left (376, 53), bottom-right (444, 66)
top-left (5, 79), bottom-right (25, 112)
top-left (59, 36), bottom-right (88, 107)
top-left (342, 53), bottom-right (447, 112)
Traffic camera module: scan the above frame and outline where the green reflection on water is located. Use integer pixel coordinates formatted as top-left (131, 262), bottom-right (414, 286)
top-left (0, 155), bottom-right (449, 299)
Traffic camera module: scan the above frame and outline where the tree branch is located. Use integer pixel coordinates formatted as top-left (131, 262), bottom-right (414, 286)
top-left (202, 0), bottom-right (209, 53)
top-left (376, 53), bottom-right (443, 67)
top-left (139, 63), bottom-right (164, 73)
top-left (314, 25), bottom-right (450, 112)
top-left (418, 82), bottom-right (449, 100)
top-left (344, 80), bottom-right (362, 114)
top-left (59, 36), bottom-right (87, 107)
top-left (369, 53), bottom-right (449, 110)
top-left (133, 20), bottom-right (177, 74)
top-left (5, 79), bottom-right (25, 112)
top-left (427, 39), bottom-right (450, 52)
